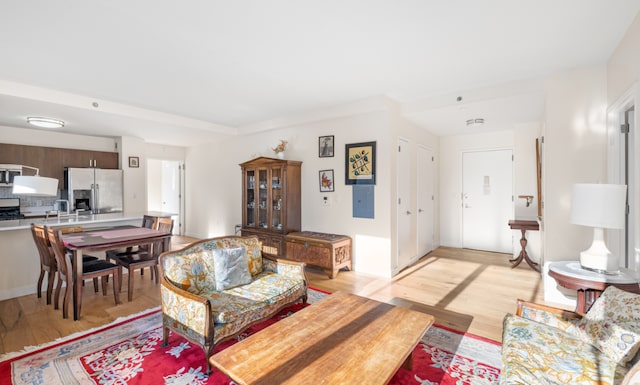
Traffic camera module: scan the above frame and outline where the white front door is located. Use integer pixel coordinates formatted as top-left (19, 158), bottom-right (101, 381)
top-left (462, 149), bottom-right (513, 253)
top-left (417, 146), bottom-right (434, 257)
top-left (397, 138), bottom-right (414, 269)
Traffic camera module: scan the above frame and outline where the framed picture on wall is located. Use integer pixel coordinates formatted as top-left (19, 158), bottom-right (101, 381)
top-left (345, 141), bottom-right (376, 185)
top-left (319, 169), bottom-right (335, 192)
top-left (129, 156), bottom-right (139, 168)
top-left (319, 135), bottom-right (334, 157)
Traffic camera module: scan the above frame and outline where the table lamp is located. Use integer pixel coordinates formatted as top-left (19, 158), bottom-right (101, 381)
top-left (12, 165), bottom-right (58, 197)
top-left (570, 183), bottom-right (627, 274)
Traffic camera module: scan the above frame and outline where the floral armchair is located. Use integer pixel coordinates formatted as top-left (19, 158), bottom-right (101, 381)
top-left (159, 235), bottom-right (308, 375)
top-left (501, 286), bottom-right (640, 385)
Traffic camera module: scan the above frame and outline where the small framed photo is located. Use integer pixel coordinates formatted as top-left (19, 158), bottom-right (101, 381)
top-left (319, 135), bottom-right (334, 157)
top-left (319, 169), bottom-right (335, 192)
top-left (128, 156), bottom-right (139, 168)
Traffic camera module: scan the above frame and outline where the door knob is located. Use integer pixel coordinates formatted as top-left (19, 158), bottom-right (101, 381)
top-left (418, 209), bottom-right (424, 213)
top-left (406, 210), bottom-right (411, 215)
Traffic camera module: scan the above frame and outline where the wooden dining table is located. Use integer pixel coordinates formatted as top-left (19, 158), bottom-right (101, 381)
top-left (62, 226), bottom-right (172, 320)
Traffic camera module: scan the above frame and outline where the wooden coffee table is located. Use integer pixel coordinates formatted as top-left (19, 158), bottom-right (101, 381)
top-left (210, 291), bottom-right (434, 385)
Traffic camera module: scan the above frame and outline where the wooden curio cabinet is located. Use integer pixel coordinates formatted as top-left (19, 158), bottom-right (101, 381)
top-left (240, 157), bottom-right (302, 257)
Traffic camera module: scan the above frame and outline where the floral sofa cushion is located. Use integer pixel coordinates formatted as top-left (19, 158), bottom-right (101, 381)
top-left (501, 314), bottom-right (628, 385)
top-left (571, 286), bottom-right (640, 366)
top-left (211, 271), bottom-right (306, 324)
top-left (162, 237), bottom-right (263, 294)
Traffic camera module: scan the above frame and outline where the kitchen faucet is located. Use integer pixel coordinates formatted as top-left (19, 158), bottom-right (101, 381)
top-left (45, 199), bottom-right (78, 221)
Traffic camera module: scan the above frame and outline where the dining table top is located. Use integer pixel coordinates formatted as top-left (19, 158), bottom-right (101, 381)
top-left (62, 226), bottom-right (172, 250)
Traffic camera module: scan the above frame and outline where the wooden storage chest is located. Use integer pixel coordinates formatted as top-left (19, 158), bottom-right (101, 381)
top-left (285, 231), bottom-right (352, 278)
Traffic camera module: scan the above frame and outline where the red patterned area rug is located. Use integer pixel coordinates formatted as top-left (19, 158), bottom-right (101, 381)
top-left (0, 288), bottom-right (501, 385)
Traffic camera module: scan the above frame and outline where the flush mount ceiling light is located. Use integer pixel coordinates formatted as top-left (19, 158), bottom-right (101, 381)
top-left (26, 117), bottom-right (65, 129)
top-left (466, 118), bottom-right (485, 127)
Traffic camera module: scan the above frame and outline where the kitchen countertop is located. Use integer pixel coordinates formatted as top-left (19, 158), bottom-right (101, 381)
top-left (0, 212), bottom-right (148, 231)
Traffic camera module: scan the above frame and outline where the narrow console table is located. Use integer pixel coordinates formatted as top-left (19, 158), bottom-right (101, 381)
top-left (508, 219), bottom-right (540, 271)
top-left (548, 261), bottom-right (640, 314)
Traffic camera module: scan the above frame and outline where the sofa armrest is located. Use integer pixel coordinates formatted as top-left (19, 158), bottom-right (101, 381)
top-left (160, 275), bottom-right (213, 339)
top-left (516, 299), bottom-right (581, 331)
top-left (264, 255), bottom-right (308, 283)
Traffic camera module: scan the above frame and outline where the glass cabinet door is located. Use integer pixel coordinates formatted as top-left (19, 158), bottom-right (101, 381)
top-left (245, 170), bottom-right (256, 227)
top-left (271, 167), bottom-right (283, 231)
top-left (258, 169), bottom-right (268, 229)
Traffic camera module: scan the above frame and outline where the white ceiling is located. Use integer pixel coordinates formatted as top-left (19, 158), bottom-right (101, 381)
top-left (0, 1), bottom-right (638, 146)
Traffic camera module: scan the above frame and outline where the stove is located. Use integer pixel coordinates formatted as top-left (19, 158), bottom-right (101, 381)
top-left (0, 198), bottom-right (25, 221)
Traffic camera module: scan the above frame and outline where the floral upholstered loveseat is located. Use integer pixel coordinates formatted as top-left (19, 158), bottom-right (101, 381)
top-left (159, 235), bottom-right (308, 375)
top-left (501, 286), bottom-right (640, 385)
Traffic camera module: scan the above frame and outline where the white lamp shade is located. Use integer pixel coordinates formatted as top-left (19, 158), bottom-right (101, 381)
top-left (12, 175), bottom-right (59, 196)
top-left (570, 183), bottom-right (627, 230)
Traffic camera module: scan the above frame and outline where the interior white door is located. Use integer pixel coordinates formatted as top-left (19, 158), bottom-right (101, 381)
top-left (462, 149), bottom-right (513, 253)
top-left (397, 138), bottom-right (414, 269)
top-left (417, 146), bottom-right (434, 257)
top-left (147, 159), bottom-right (183, 235)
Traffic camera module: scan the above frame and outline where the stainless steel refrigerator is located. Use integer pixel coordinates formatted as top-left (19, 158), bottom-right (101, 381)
top-left (64, 168), bottom-right (123, 214)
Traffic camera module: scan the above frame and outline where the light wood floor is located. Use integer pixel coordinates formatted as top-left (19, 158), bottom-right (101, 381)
top-left (0, 237), bottom-right (556, 355)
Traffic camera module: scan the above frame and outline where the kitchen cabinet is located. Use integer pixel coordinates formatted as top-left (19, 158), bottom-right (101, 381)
top-left (62, 149), bottom-right (118, 169)
top-left (0, 144), bottom-right (118, 186)
top-left (240, 157), bottom-right (301, 257)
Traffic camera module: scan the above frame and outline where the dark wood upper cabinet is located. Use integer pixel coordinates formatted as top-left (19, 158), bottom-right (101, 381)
top-left (0, 143), bottom-right (119, 185)
top-left (62, 149), bottom-right (118, 169)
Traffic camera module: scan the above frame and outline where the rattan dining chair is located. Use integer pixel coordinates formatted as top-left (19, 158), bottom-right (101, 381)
top-left (45, 226), bottom-right (121, 318)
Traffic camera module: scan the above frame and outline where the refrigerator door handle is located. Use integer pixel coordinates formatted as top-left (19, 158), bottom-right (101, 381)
top-left (95, 184), bottom-right (100, 214)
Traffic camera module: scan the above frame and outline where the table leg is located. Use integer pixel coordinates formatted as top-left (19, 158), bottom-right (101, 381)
top-left (509, 229), bottom-right (540, 272)
top-left (401, 351), bottom-right (414, 370)
top-left (73, 249), bottom-right (83, 321)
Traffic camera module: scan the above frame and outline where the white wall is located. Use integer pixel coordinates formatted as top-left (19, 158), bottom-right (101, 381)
top-left (542, 66), bottom-right (608, 261)
top-left (542, 65), bottom-right (608, 304)
top-left (607, 12), bottom-right (640, 105)
top-left (0, 124), bottom-right (117, 152)
top-left (119, 136), bottom-right (148, 215)
top-left (186, 108), bottom-right (400, 277)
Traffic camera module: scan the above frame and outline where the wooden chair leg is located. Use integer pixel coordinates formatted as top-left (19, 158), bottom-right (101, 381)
top-left (93, 278), bottom-right (99, 293)
top-left (152, 266), bottom-right (159, 284)
top-left (128, 268), bottom-right (135, 302)
top-left (46, 270), bottom-right (55, 305)
top-left (101, 276), bottom-right (108, 296)
top-left (112, 270), bottom-right (121, 305)
top-left (37, 269), bottom-right (45, 299)
top-left (118, 266), bottom-right (124, 292)
top-left (53, 273), bottom-right (63, 310)
top-left (62, 285), bottom-right (71, 319)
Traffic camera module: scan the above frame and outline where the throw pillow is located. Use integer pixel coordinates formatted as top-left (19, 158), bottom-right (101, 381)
top-left (571, 286), bottom-right (640, 366)
top-left (212, 246), bottom-right (252, 291)
top-left (243, 237), bottom-right (264, 277)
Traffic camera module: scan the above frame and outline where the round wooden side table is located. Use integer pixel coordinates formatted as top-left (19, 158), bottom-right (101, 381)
top-left (548, 261), bottom-right (640, 314)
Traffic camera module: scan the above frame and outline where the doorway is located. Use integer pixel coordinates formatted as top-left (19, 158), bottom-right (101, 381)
top-left (462, 149), bottom-right (513, 253)
top-left (417, 145), bottom-right (434, 257)
top-left (147, 159), bottom-right (184, 235)
top-left (397, 138), bottom-right (414, 269)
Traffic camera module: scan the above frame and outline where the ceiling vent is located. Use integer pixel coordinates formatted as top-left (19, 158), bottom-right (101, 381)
top-left (466, 118), bottom-right (485, 127)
